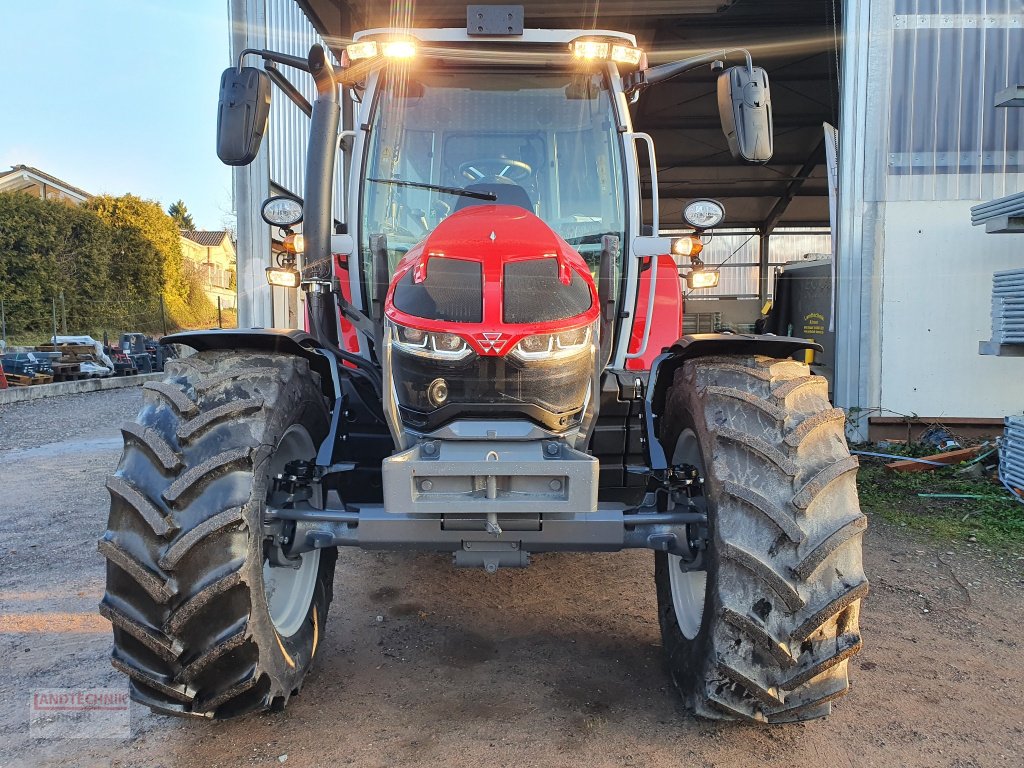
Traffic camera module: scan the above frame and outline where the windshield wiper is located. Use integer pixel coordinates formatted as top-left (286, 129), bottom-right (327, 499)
top-left (565, 231), bottom-right (615, 246)
top-left (368, 178), bottom-right (497, 201)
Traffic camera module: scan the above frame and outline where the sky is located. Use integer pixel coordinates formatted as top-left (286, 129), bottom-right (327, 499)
top-left (0, 0), bottom-right (233, 231)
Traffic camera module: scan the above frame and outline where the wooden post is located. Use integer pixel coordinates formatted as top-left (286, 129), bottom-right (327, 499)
top-left (218, 296), bottom-right (223, 329)
top-left (51, 298), bottom-right (58, 344)
top-left (159, 296), bottom-right (168, 337)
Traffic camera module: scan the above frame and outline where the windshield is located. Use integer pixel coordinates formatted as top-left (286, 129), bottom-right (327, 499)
top-left (359, 67), bottom-right (626, 294)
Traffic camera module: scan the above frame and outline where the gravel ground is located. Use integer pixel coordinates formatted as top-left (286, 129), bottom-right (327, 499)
top-left (0, 388), bottom-right (141, 451)
top-left (1, 388), bottom-right (1023, 768)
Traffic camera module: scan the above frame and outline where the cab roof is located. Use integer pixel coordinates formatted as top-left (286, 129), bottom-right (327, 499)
top-left (353, 27), bottom-right (637, 47)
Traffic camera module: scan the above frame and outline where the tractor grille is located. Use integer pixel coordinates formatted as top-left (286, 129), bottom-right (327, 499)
top-left (391, 345), bottom-right (593, 431)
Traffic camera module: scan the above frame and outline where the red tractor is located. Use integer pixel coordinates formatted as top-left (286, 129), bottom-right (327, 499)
top-left (100, 8), bottom-right (865, 723)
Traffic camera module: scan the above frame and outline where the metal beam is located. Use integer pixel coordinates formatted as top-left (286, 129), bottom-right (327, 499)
top-left (638, 115), bottom-right (834, 130)
top-left (230, 0), bottom-right (273, 330)
top-left (985, 216), bottom-right (1024, 234)
top-left (265, 64), bottom-right (312, 117)
top-left (758, 232), bottom-right (771, 304)
top-left (649, 184), bottom-right (829, 198)
top-left (833, 0), bottom-right (875, 442)
top-left (995, 85), bottom-right (1024, 108)
top-left (760, 137), bottom-right (826, 235)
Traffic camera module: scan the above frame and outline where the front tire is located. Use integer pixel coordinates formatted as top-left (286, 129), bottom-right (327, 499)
top-left (99, 351), bottom-right (337, 718)
top-left (656, 355), bottom-right (867, 722)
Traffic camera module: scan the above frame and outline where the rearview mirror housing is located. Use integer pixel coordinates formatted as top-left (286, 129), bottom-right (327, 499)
top-left (216, 67), bottom-right (272, 166)
top-left (717, 66), bottom-right (773, 164)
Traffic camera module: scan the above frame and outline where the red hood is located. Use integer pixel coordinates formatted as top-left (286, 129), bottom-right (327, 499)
top-left (384, 205), bottom-right (599, 356)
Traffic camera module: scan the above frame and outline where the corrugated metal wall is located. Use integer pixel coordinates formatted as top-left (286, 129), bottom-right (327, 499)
top-left (264, 0), bottom-right (345, 223)
top-left (887, 0), bottom-right (1023, 201)
top-left (681, 230), bottom-right (832, 299)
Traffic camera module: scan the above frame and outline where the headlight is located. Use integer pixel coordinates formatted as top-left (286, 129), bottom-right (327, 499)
top-left (266, 266), bottom-right (300, 288)
top-left (510, 325), bottom-right (593, 362)
top-left (683, 199), bottom-right (725, 230)
top-left (686, 269), bottom-right (721, 290)
top-left (261, 195), bottom-right (303, 227)
top-left (390, 322), bottom-right (473, 361)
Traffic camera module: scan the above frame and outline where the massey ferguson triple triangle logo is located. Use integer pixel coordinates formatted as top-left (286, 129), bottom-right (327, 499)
top-left (476, 333), bottom-right (507, 354)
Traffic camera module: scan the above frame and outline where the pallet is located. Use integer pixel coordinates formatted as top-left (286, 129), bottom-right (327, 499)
top-left (51, 362), bottom-right (82, 382)
top-left (34, 344), bottom-right (100, 364)
top-left (35, 343), bottom-right (97, 355)
top-left (52, 371), bottom-right (86, 382)
top-left (6, 373), bottom-right (55, 387)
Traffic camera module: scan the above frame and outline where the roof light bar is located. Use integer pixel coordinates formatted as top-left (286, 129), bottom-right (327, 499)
top-left (611, 44), bottom-right (643, 66)
top-left (571, 39), bottom-right (610, 60)
top-left (346, 41), bottom-right (379, 61)
top-left (570, 37), bottom-right (644, 69)
top-left (381, 40), bottom-right (417, 59)
top-left (346, 39), bottom-right (418, 62)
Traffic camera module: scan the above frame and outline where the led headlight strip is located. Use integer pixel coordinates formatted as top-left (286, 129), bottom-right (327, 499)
top-left (389, 322), bottom-right (474, 361)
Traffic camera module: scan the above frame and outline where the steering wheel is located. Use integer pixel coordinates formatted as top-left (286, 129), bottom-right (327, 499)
top-left (459, 158), bottom-right (533, 182)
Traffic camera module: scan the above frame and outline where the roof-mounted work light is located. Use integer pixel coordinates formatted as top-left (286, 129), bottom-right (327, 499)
top-left (346, 39), bottom-right (418, 62)
top-left (610, 44), bottom-right (643, 66)
top-left (571, 39), bottom-right (610, 60)
top-left (570, 37), bottom-right (644, 69)
top-left (381, 40), bottom-right (417, 59)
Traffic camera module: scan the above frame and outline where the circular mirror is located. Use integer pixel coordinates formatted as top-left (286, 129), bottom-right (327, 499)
top-left (261, 196), bottom-right (303, 227)
top-left (682, 199), bottom-right (725, 230)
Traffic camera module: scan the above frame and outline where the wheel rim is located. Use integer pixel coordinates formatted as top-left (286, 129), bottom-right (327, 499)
top-left (668, 428), bottom-right (708, 640)
top-left (262, 424), bottom-right (321, 638)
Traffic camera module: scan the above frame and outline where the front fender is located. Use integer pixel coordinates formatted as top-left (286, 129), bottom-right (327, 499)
top-left (644, 333), bottom-right (823, 470)
top-left (163, 328), bottom-right (338, 400)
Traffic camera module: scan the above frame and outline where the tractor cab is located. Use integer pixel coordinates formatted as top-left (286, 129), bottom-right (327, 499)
top-left (345, 27), bottom-right (749, 374)
top-left (356, 55), bottom-right (629, 281)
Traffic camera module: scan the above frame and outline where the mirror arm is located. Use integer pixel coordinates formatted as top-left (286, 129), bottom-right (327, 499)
top-left (236, 48), bottom-right (311, 74)
top-left (642, 48), bottom-right (753, 88)
top-left (265, 63), bottom-right (312, 117)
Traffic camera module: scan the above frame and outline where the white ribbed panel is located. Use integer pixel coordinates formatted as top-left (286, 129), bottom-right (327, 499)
top-left (264, 0), bottom-right (345, 223)
top-left (887, 0), bottom-right (1023, 201)
top-left (681, 230), bottom-right (832, 299)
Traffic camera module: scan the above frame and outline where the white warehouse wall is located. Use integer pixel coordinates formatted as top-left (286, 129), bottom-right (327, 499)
top-left (879, 200), bottom-right (1022, 418)
top-left (837, 0), bottom-right (1023, 435)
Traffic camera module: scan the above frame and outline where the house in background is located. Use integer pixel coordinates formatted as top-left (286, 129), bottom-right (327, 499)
top-left (179, 230), bottom-right (237, 310)
top-left (0, 165), bottom-right (91, 205)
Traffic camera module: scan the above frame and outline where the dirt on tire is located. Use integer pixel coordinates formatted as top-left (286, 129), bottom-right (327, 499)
top-left (99, 352), bottom-right (337, 719)
top-left (657, 355), bottom-right (866, 722)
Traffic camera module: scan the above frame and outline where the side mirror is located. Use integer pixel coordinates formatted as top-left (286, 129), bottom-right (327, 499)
top-left (216, 67), bottom-right (272, 166)
top-left (717, 66), bottom-right (773, 164)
